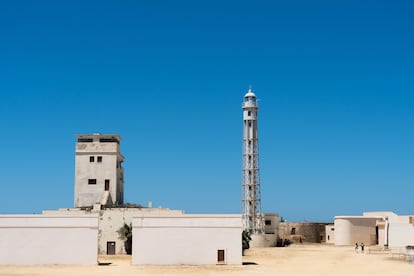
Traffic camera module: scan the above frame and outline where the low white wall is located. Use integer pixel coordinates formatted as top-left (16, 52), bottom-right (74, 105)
top-left (0, 215), bottom-right (98, 265)
top-left (388, 222), bottom-right (414, 248)
top-left (250, 233), bottom-right (277, 247)
top-left (132, 214), bottom-right (242, 265)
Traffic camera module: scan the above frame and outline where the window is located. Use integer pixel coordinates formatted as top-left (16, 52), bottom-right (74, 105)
top-left (265, 220), bottom-right (271, 225)
top-left (88, 179), bottom-right (97, 185)
top-left (291, 228), bottom-right (296, 235)
top-left (248, 111), bottom-right (251, 116)
top-left (105, 179), bottom-right (110, 191)
top-left (100, 138), bottom-right (119, 144)
top-left (78, 138), bottom-right (93, 142)
top-left (90, 156), bottom-right (95, 162)
top-left (97, 156), bottom-right (102, 163)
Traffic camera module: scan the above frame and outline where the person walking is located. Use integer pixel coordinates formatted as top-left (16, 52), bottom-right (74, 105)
top-left (355, 242), bottom-right (359, 253)
top-left (361, 243), bottom-right (365, 253)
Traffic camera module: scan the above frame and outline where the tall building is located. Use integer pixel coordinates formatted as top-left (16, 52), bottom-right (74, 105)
top-left (242, 87), bottom-right (264, 234)
top-left (74, 133), bottom-right (125, 207)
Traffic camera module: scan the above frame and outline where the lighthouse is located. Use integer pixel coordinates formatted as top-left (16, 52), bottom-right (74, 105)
top-left (242, 87), bottom-right (264, 234)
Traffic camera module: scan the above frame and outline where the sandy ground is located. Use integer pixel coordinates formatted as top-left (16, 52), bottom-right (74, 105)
top-left (0, 244), bottom-right (413, 276)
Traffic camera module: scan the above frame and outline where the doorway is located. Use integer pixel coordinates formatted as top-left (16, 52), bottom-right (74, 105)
top-left (107, 241), bottom-right (116, 255)
top-left (217, 249), bottom-right (225, 264)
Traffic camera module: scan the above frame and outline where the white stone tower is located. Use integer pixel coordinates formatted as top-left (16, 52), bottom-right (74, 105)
top-left (242, 87), bottom-right (264, 234)
top-left (74, 133), bottom-right (125, 208)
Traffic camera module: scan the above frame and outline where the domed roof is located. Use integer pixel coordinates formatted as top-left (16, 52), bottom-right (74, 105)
top-left (244, 87), bottom-right (256, 98)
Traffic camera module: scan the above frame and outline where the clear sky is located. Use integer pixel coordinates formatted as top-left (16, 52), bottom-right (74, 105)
top-left (1, 0), bottom-right (413, 222)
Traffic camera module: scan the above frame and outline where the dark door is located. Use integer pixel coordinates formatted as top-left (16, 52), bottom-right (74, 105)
top-left (105, 179), bottom-right (110, 191)
top-left (217, 249), bottom-right (225, 263)
top-left (107, 241), bottom-right (116, 255)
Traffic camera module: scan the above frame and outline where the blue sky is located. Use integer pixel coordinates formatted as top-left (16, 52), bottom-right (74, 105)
top-left (1, 0), bottom-right (413, 222)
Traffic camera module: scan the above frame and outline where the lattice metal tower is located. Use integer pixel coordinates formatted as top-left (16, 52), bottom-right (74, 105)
top-left (242, 87), bottom-right (264, 234)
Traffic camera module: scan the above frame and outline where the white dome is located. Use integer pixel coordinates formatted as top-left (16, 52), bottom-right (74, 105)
top-left (244, 87), bottom-right (256, 98)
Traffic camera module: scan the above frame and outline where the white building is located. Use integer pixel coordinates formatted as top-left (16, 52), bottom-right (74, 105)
top-left (132, 214), bottom-right (242, 265)
top-left (334, 215), bottom-right (379, 246)
top-left (0, 215), bottom-right (98, 265)
top-left (333, 211), bottom-right (414, 248)
top-left (74, 133), bottom-right (124, 207)
top-left (1, 130), bottom-right (247, 265)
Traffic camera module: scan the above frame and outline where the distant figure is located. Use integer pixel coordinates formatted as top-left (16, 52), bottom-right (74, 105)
top-left (355, 243), bottom-right (359, 253)
top-left (361, 243), bottom-right (365, 253)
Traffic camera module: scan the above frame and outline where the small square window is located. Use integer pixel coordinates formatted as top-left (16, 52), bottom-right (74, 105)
top-left (90, 156), bottom-right (95, 162)
top-left (97, 156), bottom-right (102, 163)
top-left (88, 179), bottom-right (97, 185)
top-left (265, 220), bottom-right (271, 225)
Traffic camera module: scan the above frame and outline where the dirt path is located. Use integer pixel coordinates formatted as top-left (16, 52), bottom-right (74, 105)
top-left (0, 244), bottom-right (412, 276)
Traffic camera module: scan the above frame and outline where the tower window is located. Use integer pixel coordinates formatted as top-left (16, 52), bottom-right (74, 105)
top-left (291, 228), bottom-right (296, 235)
top-left (97, 156), bottom-right (102, 163)
top-left (105, 179), bottom-right (110, 191)
top-left (88, 179), bottom-right (97, 185)
top-left (90, 156), bottom-right (95, 162)
top-left (248, 111), bottom-right (251, 116)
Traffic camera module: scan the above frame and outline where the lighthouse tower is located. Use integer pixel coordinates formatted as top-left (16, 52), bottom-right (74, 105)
top-left (242, 87), bottom-right (264, 234)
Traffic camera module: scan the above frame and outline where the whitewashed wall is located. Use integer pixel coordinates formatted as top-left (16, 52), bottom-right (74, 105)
top-left (132, 214), bottom-right (242, 265)
top-left (0, 215), bottom-right (98, 265)
top-left (388, 222), bottom-right (414, 248)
